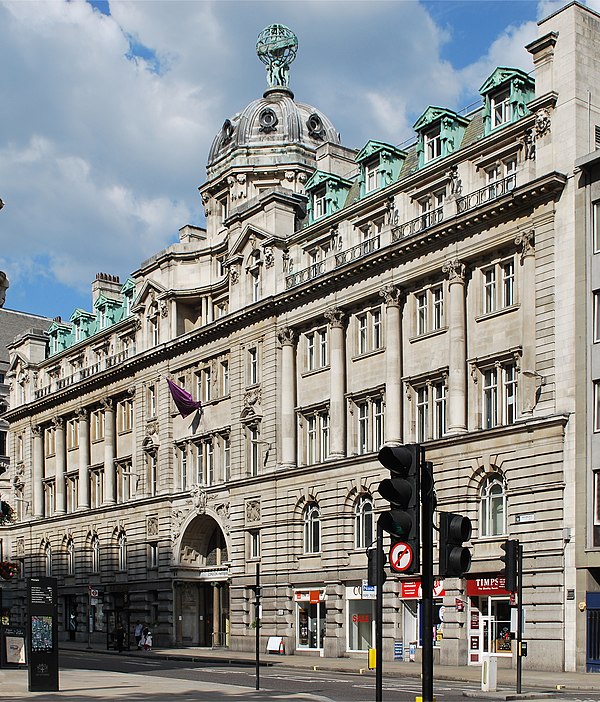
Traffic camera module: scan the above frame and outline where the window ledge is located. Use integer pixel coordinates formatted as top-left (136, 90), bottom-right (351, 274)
top-left (409, 327), bottom-right (447, 344)
top-left (351, 347), bottom-right (385, 362)
top-left (301, 366), bottom-right (330, 379)
top-left (475, 304), bottom-right (519, 323)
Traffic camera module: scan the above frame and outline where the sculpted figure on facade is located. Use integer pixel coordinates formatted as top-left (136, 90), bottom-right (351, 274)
top-left (379, 284), bottom-right (402, 308)
top-left (190, 484), bottom-right (208, 514)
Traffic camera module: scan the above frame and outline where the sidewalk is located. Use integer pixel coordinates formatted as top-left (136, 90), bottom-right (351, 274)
top-left (57, 640), bottom-right (599, 693)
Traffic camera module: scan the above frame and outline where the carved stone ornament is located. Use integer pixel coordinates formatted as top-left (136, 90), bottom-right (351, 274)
top-left (442, 258), bottom-right (466, 283)
top-left (244, 388), bottom-right (261, 409)
top-left (16, 537), bottom-right (25, 556)
top-left (447, 164), bottom-right (462, 196)
top-left (324, 307), bottom-right (345, 328)
top-left (246, 499), bottom-right (261, 523)
top-left (307, 113), bottom-right (325, 140)
top-left (258, 107), bottom-right (278, 133)
top-left (534, 107), bottom-right (551, 138)
top-left (277, 326), bottom-right (295, 346)
top-left (147, 516), bottom-right (159, 538)
top-left (521, 128), bottom-right (536, 161)
top-left (145, 419), bottom-right (159, 437)
top-left (221, 119), bottom-right (234, 144)
top-left (190, 484), bottom-right (207, 514)
top-left (284, 170), bottom-right (295, 182)
top-left (216, 502), bottom-right (230, 529)
top-left (379, 284), bottom-right (402, 307)
top-left (230, 266), bottom-right (239, 285)
top-left (263, 246), bottom-right (274, 268)
top-left (515, 229), bottom-right (535, 260)
top-left (171, 509), bottom-right (186, 542)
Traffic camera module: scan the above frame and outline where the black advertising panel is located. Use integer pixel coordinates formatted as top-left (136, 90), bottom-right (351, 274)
top-left (27, 577), bottom-right (59, 691)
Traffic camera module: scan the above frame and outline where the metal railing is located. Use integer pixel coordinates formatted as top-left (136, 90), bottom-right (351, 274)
top-left (285, 261), bottom-right (327, 289)
top-left (335, 234), bottom-right (381, 267)
top-left (456, 175), bottom-right (516, 213)
top-left (392, 206), bottom-right (443, 242)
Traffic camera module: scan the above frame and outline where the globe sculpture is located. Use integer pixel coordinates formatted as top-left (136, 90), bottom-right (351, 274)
top-left (256, 24), bottom-right (298, 89)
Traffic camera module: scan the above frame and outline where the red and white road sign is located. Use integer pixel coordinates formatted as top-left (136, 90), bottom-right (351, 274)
top-left (389, 541), bottom-right (413, 572)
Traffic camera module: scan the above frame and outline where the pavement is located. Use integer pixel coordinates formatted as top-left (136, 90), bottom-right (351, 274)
top-left (0, 641), bottom-right (598, 701)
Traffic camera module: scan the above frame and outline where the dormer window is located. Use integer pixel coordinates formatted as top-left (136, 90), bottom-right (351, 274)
top-left (304, 170), bottom-right (352, 225)
top-left (491, 88), bottom-right (510, 128)
top-left (365, 160), bottom-right (379, 193)
top-left (355, 141), bottom-right (406, 199)
top-left (424, 127), bottom-right (442, 163)
top-left (313, 187), bottom-right (327, 220)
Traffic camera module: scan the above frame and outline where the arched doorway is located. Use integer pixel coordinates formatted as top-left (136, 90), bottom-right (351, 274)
top-left (173, 514), bottom-right (230, 647)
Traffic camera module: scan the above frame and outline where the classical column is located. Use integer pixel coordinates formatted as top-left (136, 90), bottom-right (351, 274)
top-left (54, 417), bottom-right (66, 514)
top-left (379, 285), bottom-right (403, 444)
top-left (277, 327), bottom-right (297, 468)
top-left (212, 584), bottom-right (221, 646)
top-left (103, 399), bottom-right (116, 505)
top-left (77, 409), bottom-right (90, 510)
top-left (325, 308), bottom-right (346, 458)
top-left (32, 425), bottom-right (44, 518)
top-left (516, 230), bottom-right (538, 415)
top-left (442, 259), bottom-right (468, 434)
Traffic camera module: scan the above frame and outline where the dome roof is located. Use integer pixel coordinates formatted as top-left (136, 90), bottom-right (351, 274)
top-left (207, 87), bottom-right (340, 168)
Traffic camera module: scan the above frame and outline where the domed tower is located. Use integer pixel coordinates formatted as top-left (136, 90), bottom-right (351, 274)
top-left (200, 24), bottom-right (349, 242)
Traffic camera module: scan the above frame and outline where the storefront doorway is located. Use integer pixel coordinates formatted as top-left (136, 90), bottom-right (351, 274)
top-left (295, 590), bottom-right (326, 651)
top-left (467, 576), bottom-right (512, 665)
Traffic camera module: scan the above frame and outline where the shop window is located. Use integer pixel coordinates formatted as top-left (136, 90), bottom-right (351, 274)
top-left (347, 598), bottom-right (375, 652)
top-left (297, 596), bottom-right (326, 650)
top-left (303, 503), bottom-right (321, 554)
top-left (354, 495), bottom-right (374, 550)
top-left (480, 475), bottom-right (506, 537)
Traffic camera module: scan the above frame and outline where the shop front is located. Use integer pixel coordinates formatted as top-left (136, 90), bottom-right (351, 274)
top-left (466, 576), bottom-right (512, 665)
top-left (400, 579), bottom-right (445, 660)
top-left (294, 589), bottom-right (326, 652)
top-left (346, 584), bottom-right (375, 653)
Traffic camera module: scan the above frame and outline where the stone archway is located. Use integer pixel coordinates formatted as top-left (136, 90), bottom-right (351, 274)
top-left (174, 514), bottom-right (230, 647)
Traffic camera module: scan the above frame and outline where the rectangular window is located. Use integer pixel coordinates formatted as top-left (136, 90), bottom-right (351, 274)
top-left (195, 440), bottom-right (214, 486)
top-left (44, 481), bottom-right (55, 517)
top-left (196, 367), bottom-right (211, 403)
top-left (594, 202), bottom-right (600, 254)
top-left (595, 380), bottom-right (600, 433)
top-left (433, 382), bottom-right (447, 439)
top-left (249, 426), bottom-right (260, 476)
top-left (16, 434), bottom-right (24, 463)
top-left (357, 314), bottom-right (368, 355)
top-left (117, 398), bottom-right (133, 433)
top-left (220, 360), bottom-right (229, 396)
top-left (358, 402), bottom-right (369, 455)
top-left (248, 347), bottom-right (259, 385)
top-left (483, 258), bottom-right (516, 314)
top-left (45, 426), bottom-right (56, 457)
top-left (502, 260), bottom-right (515, 307)
top-left (416, 293), bottom-right (428, 336)
top-left (116, 463), bottom-right (133, 503)
top-left (221, 435), bottom-right (231, 482)
top-left (483, 368), bottom-right (499, 429)
top-left (365, 160), bottom-right (379, 193)
top-left (148, 385), bottom-right (157, 418)
top-left (483, 267), bottom-right (497, 314)
top-left (66, 475), bottom-right (78, 513)
top-left (491, 89), bottom-right (511, 128)
top-left (415, 285), bottom-right (445, 335)
top-left (307, 328), bottom-right (328, 370)
top-left (304, 411), bottom-right (330, 465)
top-left (416, 386), bottom-right (429, 443)
top-left (432, 286), bottom-right (444, 330)
top-left (355, 399), bottom-right (384, 454)
top-left (179, 446), bottom-right (188, 490)
top-left (373, 398), bottom-right (384, 452)
top-left (91, 410), bottom-right (105, 442)
top-left (594, 471), bottom-right (600, 526)
top-left (356, 308), bottom-right (383, 355)
top-left (149, 315), bottom-right (159, 346)
top-left (148, 454), bottom-right (157, 497)
top-left (0, 430), bottom-right (6, 457)
top-left (424, 127), bottom-right (441, 162)
top-left (595, 292), bottom-right (600, 344)
top-left (249, 530), bottom-right (261, 560)
top-left (503, 364), bottom-right (518, 425)
top-left (148, 543), bottom-right (159, 569)
top-left (66, 418), bottom-right (79, 450)
top-left (313, 187), bottom-right (327, 219)
top-left (90, 469), bottom-right (104, 508)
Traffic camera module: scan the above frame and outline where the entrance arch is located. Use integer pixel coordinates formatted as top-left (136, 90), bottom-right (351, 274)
top-left (174, 513), bottom-right (230, 647)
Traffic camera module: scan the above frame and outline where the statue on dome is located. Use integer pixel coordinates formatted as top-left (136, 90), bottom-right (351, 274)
top-left (256, 24), bottom-right (298, 89)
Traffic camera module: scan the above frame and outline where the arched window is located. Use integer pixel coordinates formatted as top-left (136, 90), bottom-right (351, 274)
top-left (91, 535), bottom-right (100, 573)
top-left (303, 503), bottom-right (321, 554)
top-left (354, 495), bottom-right (374, 549)
top-left (66, 538), bottom-right (75, 576)
top-left (480, 475), bottom-right (506, 537)
top-left (117, 531), bottom-right (127, 572)
top-left (44, 542), bottom-right (52, 577)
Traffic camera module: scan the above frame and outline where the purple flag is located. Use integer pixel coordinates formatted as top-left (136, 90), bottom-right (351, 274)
top-left (167, 379), bottom-right (202, 418)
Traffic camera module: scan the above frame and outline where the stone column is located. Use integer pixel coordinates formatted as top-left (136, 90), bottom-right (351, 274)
top-left (277, 327), bottom-right (297, 468)
top-left (103, 399), bottom-right (116, 505)
top-left (77, 409), bottom-right (90, 510)
top-left (32, 425), bottom-right (44, 518)
top-left (325, 308), bottom-right (346, 458)
top-left (516, 230), bottom-right (537, 415)
top-left (380, 284), bottom-right (403, 444)
top-left (442, 259), bottom-right (468, 434)
top-left (212, 584), bottom-right (221, 646)
top-left (54, 417), bottom-right (66, 514)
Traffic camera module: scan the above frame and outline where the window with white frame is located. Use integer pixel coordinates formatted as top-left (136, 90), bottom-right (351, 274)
top-left (482, 258), bottom-right (516, 314)
top-left (594, 291), bottom-right (600, 343)
top-left (304, 410), bottom-right (330, 465)
top-left (357, 307), bottom-right (383, 355)
top-left (491, 88), bottom-right (511, 128)
top-left (424, 126), bottom-right (441, 162)
top-left (249, 530), bottom-right (261, 559)
top-left (250, 267), bottom-right (261, 303)
top-left (594, 471), bottom-right (600, 525)
top-left (248, 347), bottom-right (259, 385)
top-left (365, 159), bottom-right (380, 193)
top-left (90, 409), bottom-right (105, 442)
top-left (355, 397), bottom-right (384, 455)
top-left (485, 158), bottom-right (517, 197)
top-left (45, 425), bottom-right (56, 456)
top-left (117, 531), bottom-right (127, 572)
top-left (594, 201), bottom-right (600, 254)
top-left (66, 474), bottom-right (78, 512)
top-left (306, 327), bottom-right (328, 371)
top-left (354, 495), bottom-right (374, 549)
top-left (116, 461), bottom-right (133, 503)
top-left (147, 385), bottom-right (157, 418)
top-left (313, 187), bottom-right (327, 220)
top-left (149, 314), bottom-right (159, 346)
top-left (482, 362), bottom-right (518, 429)
top-left (594, 380), bottom-right (600, 432)
top-left (66, 418), bottom-right (79, 449)
top-left (146, 452), bottom-right (158, 496)
top-left (178, 445), bottom-right (188, 490)
top-left (303, 503), bottom-right (321, 554)
top-left (117, 398), bottom-right (133, 433)
top-left (196, 367), bottom-right (212, 403)
top-left (414, 284), bottom-right (444, 336)
top-left (414, 379), bottom-right (447, 442)
top-left (219, 360), bottom-right (229, 396)
top-left (480, 475), bottom-right (506, 537)
top-left (89, 468), bottom-right (104, 508)
top-left (220, 434), bottom-right (231, 482)
top-left (44, 481), bottom-right (55, 517)
top-left (195, 439), bottom-right (215, 486)
top-left (247, 425), bottom-right (261, 476)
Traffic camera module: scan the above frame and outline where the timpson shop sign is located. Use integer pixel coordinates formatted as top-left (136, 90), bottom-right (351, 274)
top-left (466, 576), bottom-right (510, 596)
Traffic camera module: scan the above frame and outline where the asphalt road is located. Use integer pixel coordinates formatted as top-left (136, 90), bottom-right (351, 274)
top-left (58, 651), bottom-right (600, 702)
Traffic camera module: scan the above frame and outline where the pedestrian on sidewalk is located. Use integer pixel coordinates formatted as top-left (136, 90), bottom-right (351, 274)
top-left (142, 627), bottom-right (152, 651)
top-left (134, 621), bottom-right (143, 649)
top-left (115, 623), bottom-right (125, 654)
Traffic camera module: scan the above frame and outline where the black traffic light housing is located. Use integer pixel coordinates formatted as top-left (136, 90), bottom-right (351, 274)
top-left (500, 539), bottom-right (518, 592)
top-left (366, 546), bottom-right (387, 587)
top-left (439, 511), bottom-right (472, 578)
top-left (377, 443), bottom-right (421, 574)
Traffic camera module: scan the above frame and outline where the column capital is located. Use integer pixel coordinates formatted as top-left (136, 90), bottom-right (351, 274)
top-left (324, 307), bottom-right (345, 328)
top-left (52, 416), bottom-right (65, 430)
top-left (75, 407), bottom-right (88, 420)
top-left (100, 398), bottom-right (114, 412)
top-left (442, 258), bottom-right (466, 283)
top-left (277, 326), bottom-right (295, 347)
top-left (32, 425), bottom-right (43, 437)
top-left (379, 284), bottom-right (403, 307)
top-left (515, 229), bottom-right (535, 260)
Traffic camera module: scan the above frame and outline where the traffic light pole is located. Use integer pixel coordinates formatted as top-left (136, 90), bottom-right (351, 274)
top-left (255, 563), bottom-right (261, 691)
top-left (516, 543), bottom-right (523, 694)
top-left (375, 520), bottom-right (383, 702)
top-left (421, 459), bottom-right (434, 702)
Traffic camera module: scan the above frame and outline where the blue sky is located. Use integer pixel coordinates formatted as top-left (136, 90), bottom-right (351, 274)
top-left (0, 0), bottom-right (589, 320)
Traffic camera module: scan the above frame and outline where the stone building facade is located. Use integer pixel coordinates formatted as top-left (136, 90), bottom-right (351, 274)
top-left (2, 2), bottom-right (600, 673)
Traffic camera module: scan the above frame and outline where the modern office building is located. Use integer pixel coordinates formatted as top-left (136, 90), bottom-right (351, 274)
top-left (2, 1), bottom-right (600, 672)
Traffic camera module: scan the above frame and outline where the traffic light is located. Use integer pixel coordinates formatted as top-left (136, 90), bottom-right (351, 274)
top-left (366, 546), bottom-right (387, 587)
top-left (500, 539), bottom-right (518, 592)
top-left (439, 512), bottom-right (472, 578)
top-left (377, 443), bottom-right (420, 574)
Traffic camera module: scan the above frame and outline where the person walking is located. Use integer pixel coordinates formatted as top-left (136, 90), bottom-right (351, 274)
top-left (134, 621), bottom-right (143, 649)
top-left (115, 623), bottom-right (125, 654)
top-left (142, 626), bottom-right (152, 651)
